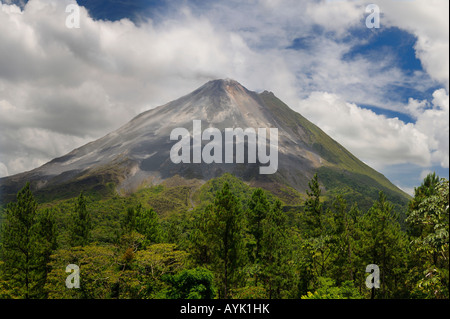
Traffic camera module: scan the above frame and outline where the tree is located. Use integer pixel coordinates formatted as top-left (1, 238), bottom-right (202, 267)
top-left (45, 245), bottom-right (119, 299)
top-left (304, 174), bottom-right (323, 238)
top-left (32, 208), bottom-right (58, 298)
top-left (407, 172), bottom-right (441, 238)
top-left (0, 183), bottom-right (57, 298)
top-left (133, 243), bottom-right (188, 298)
top-left (245, 188), bottom-right (271, 287)
top-left (329, 196), bottom-right (361, 284)
top-left (134, 204), bottom-right (161, 246)
top-left (407, 176), bottom-right (449, 298)
top-left (260, 199), bottom-right (294, 298)
top-left (118, 203), bottom-right (161, 251)
top-left (70, 192), bottom-right (92, 247)
top-left (196, 182), bottom-right (247, 298)
top-left (360, 192), bottom-right (408, 298)
top-left (302, 174), bottom-right (333, 283)
top-left (247, 188), bottom-right (270, 264)
top-left (301, 277), bottom-right (362, 299)
top-left (408, 172), bottom-right (441, 213)
top-left (121, 206), bottom-right (136, 234)
top-left (190, 205), bottom-right (214, 266)
top-left (166, 267), bottom-right (216, 299)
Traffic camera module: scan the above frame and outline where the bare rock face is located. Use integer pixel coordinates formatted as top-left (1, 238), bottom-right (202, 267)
top-left (0, 79), bottom-right (407, 203)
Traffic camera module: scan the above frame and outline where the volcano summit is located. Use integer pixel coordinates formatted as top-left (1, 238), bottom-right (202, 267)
top-left (0, 79), bottom-right (409, 207)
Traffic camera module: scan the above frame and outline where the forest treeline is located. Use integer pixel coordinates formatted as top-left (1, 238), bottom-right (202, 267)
top-left (0, 173), bottom-right (448, 299)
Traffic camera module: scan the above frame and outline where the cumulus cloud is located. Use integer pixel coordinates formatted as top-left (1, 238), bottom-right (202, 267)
top-left (413, 89), bottom-right (449, 168)
top-left (295, 91), bottom-right (432, 170)
top-left (294, 89), bottom-right (448, 175)
top-left (0, 0), bottom-right (254, 176)
top-left (257, 0), bottom-right (449, 175)
top-left (195, 0), bottom-right (438, 109)
top-left (377, 0), bottom-right (449, 89)
top-left (0, 0), bottom-right (448, 188)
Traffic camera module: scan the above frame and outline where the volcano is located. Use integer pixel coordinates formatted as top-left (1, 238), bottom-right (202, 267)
top-left (0, 79), bottom-right (409, 206)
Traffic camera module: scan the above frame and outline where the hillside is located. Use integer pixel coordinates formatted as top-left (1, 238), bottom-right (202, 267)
top-left (0, 79), bottom-right (409, 211)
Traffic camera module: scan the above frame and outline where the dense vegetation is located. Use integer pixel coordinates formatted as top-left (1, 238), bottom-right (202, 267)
top-left (0, 173), bottom-right (448, 299)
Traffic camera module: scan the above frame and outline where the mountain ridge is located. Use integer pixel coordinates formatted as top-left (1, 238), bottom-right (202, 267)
top-left (0, 79), bottom-right (410, 208)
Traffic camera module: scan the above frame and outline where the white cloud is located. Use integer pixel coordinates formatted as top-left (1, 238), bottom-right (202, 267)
top-left (0, 0), bottom-right (448, 187)
top-left (295, 91), bottom-right (432, 170)
top-left (0, 0), bottom-right (246, 175)
top-left (200, 0), bottom-right (437, 110)
top-left (402, 88), bottom-right (449, 168)
top-left (413, 89), bottom-right (449, 168)
top-left (305, 0), bottom-right (364, 37)
top-left (378, 0), bottom-right (449, 89)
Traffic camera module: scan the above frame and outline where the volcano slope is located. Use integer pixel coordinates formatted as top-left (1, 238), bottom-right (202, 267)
top-left (0, 79), bottom-right (409, 210)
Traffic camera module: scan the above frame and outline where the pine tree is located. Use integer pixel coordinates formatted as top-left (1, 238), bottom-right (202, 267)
top-left (361, 192), bottom-right (408, 298)
top-left (247, 188), bottom-right (270, 264)
top-left (328, 196), bottom-right (361, 284)
top-left (135, 204), bottom-right (161, 246)
top-left (209, 182), bottom-right (246, 298)
top-left (304, 173), bottom-right (323, 237)
top-left (121, 206), bottom-right (136, 234)
top-left (260, 199), bottom-right (293, 298)
top-left (32, 208), bottom-right (58, 298)
top-left (70, 192), bottom-right (92, 247)
top-left (190, 205), bottom-right (214, 266)
top-left (303, 174), bottom-right (333, 280)
top-left (0, 183), bottom-right (57, 298)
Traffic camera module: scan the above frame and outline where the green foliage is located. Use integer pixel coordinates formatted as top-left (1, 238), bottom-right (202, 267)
top-left (0, 183), bottom-right (57, 298)
top-left (328, 197), bottom-right (361, 284)
top-left (317, 167), bottom-right (409, 214)
top-left (304, 174), bottom-right (324, 237)
top-left (45, 243), bottom-right (189, 299)
top-left (69, 192), bottom-right (92, 247)
top-left (300, 174), bottom-right (335, 285)
top-left (260, 199), bottom-right (295, 298)
top-left (206, 182), bottom-right (247, 298)
top-left (407, 175), bottom-right (449, 299)
top-left (46, 245), bottom-right (118, 299)
top-left (133, 243), bottom-right (189, 298)
top-left (193, 173), bottom-right (252, 209)
top-left (359, 192), bottom-right (409, 298)
top-left (407, 176), bottom-right (448, 252)
top-left (259, 91), bottom-right (410, 207)
top-left (134, 204), bottom-right (162, 246)
top-left (301, 277), bottom-right (362, 299)
top-left (408, 172), bottom-right (441, 214)
top-left (132, 184), bottom-right (193, 218)
top-left (118, 203), bottom-right (162, 247)
top-left (247, 188), bottom-right (270, 263)
top-left (161, 210), bottom-right (192, 250)
top-left (165, 267), bottom-right (215, 299)
top-left (230, 286), bottom-right (267, 299)
top-left (1, 173), bottom-right (447, 300)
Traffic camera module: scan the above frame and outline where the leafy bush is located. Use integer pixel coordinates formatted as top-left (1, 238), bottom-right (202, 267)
top-left (165, 267), bottom-right (216, 299)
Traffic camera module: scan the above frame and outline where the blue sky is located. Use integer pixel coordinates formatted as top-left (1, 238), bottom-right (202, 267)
top-left (0, 0), bottom-right (448, 195)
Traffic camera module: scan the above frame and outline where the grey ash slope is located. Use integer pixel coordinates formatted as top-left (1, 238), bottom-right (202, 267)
top-left (0, 79), bottom-right (409, 206)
